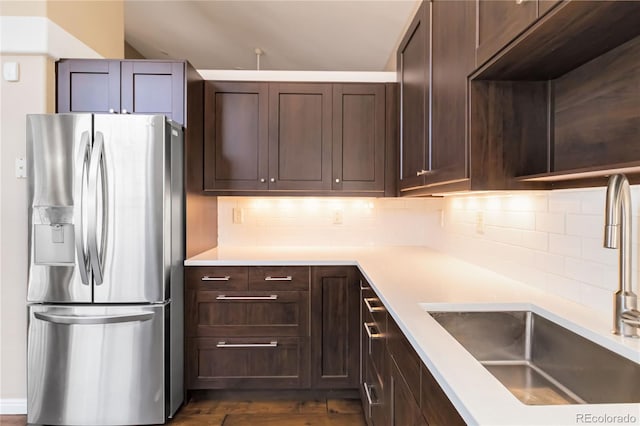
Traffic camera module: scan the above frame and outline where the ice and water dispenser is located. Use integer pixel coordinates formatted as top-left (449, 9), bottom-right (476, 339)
top-left (33, 206), bottom-right (75, 265)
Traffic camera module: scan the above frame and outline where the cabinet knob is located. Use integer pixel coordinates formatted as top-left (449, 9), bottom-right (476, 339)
top-left (335, 178), bottom-right (341, 183)
top-left (417, 169), bottom-right (430, 177)
top-left (260, 178), bottom-right (266, 183)
top-left (108, 108), bottom-right (117, 114)
top-left (270, 178), bottom-right (276, 183)
top-left (121, 109), bottom-right (129, 114)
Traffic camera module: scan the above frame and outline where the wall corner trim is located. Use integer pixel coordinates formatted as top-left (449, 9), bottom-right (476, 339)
top-left (0, 398), bottom-right (27, 415)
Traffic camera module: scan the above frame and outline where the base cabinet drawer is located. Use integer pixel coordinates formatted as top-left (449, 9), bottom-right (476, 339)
top-left (187, 337), bottom-right (310, 389)
top-left (187, 290), bottom-right (309, 337)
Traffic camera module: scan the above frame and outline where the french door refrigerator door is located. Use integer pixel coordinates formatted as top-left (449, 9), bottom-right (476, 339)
top-left (27, 114), bottom-right (93, 303)
top-left (27, 304), bottom-right (166, 426)
top-left (91, 114), bottom-right (167, 303)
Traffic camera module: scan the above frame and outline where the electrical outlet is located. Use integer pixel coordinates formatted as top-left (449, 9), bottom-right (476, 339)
top-left (232, 208), bottom-right (244, 224)
top-left (475, 211), bottom-right (484, 235)
top-left (333, 210), bottom-right (343, 225)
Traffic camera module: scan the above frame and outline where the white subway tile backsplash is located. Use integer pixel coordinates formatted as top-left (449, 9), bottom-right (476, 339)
top-left (581, 237), bottom-right (618, 266)
top-left (534, 252), bottom-right (564, 275)
top-left (548, 233), bottom-right (582, 257)
top-left (520, 230), bottom-right (548, 251)
top-left (548, 190), bottom-right (582, 213)
top-left (565, 214), bottom-right (603, 238)
top-left (535, 212), bottom-right (565, 234)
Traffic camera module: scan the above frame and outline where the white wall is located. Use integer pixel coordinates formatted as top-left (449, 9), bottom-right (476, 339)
top-left (427, 187), bottom-right (640, 318)
top-left (217, 196), bottom-right (442, 247)
top-left (0, 54), bottom-right (51, 405)
top-left (0, 15), bottom-right (104, 412)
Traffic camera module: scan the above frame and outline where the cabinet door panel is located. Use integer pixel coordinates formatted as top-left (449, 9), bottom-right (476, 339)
top-left (268, 83), bottom-right (332, 190)
top-left (421, 365), bottom-right (466, 426)
top-left (57, 59), bottom-right (120, 113)
top-left (398, 2), bottom-right (429, 191)
top-left (387, 316), bottom-right (421, 400)
top-left (477, 0), bottom-right (537, 67)
top-left (311, 266), bottom-right (360, 389)
top-left (332, 84), bottom-right (385, 192)
top-left (204, 82), bottom-right (269, 191)
top-left (430, 0), bottom-right (476, 184)
top-left (121, 61), bottom-right (184, 124)
top-left (391, 358), bottom-right (427, 426)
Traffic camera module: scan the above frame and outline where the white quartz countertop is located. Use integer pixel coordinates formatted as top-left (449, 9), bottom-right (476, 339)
top-left (186, 246), bottom-right (640, 426)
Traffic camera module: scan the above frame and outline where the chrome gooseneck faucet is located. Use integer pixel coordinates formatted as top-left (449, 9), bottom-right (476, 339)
top-left (604, 174), bottom-right (640, 337)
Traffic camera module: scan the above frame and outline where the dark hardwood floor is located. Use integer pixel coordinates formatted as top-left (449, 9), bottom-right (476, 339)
top-left (0, 396), bottom-right (365, 426)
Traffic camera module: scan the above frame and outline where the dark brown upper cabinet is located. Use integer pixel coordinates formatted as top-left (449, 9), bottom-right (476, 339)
top-left (310, 266), bottom-right (360, 390)
top-left (471, 1), bottom-right (640, 189)
top-left (268, 83), bottom-right (333, 191)
top-left (203, 81), bottom-right (269, 191)
top-left (428, 0), bottom-right (476, 188)
top-left (397, 1), bottom-right (429, 192)
top-left (332, 84), bottom-right (386, 193)
top-left (476, 0), bottom-right (538, 68)
top-left (203, 81), bottom-right (395, 196)
top-left (57, 59), bottom-right (186, 125)
top-left (398, 0), bottom-right (478, 195)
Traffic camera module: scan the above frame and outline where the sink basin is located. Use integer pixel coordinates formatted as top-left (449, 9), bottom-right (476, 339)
top-left (428, 310), bottom-right (640, 405)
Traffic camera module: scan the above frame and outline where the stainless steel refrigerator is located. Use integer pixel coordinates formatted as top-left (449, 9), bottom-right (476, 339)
top-left (26, 114), bottom-right (184, 425)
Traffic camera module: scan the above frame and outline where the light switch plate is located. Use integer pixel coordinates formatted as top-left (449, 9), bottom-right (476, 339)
top-left (15, 157), bottom-right (26, 178)
top-left (3, 62), bottom-right (20, 82)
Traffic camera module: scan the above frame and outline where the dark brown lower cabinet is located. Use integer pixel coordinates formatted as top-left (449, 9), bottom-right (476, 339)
top-left (188, 336), bottom-right (310, 389)
top-left (390, 356), bottom-right (427, 426)
top-left (311, 266), bottom-right (360, 389)
top-left (421, 365), bottom-right (466, 426)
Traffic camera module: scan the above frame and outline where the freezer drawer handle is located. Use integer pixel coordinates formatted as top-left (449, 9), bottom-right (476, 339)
top-left (216, 341), bottom-right (278, 348)
top-left (201, 275), bottom-right (231, 281)
top-left (364, 297), bottom-right (385, 313)
top-left (216, 295), bottom-right (278, 301)
top-left (34, 311), bottom-right (154, 325)
top-left (264, 276), bottom-right (292, 281)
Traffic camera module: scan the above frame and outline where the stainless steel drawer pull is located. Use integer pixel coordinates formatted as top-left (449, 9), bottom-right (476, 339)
top-left (364, 322), bottom-right (383, 339)
top-left (202, 275), bottom-right (231, 281)
top-left (363, 382), bottom-right (379, 406)
top-left (264, 276), bottom-right (292, 281)
top-left (364, 297), bottom-right (385, 313)
top-left (216, 341), bottom-right (278, 348)
top-left (216, 295), bottom-right (278, 301)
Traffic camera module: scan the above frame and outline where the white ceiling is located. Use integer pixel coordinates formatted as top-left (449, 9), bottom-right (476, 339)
top-left (124, 0), bottom-right (420, 71)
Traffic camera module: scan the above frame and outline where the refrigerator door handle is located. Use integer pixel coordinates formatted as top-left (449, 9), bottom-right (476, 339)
top-left (88, 132), bottom-right (106, 285)
top-left (34, 311), bottom-right (154, 325)
top-left (74, 131), bottom-right (90, 285)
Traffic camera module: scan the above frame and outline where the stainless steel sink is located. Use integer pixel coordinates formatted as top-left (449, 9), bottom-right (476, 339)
top-left (429, 311), bottom-right (640, 405)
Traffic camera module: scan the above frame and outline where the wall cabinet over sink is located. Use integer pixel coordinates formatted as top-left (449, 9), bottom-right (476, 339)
top-left (203, 81), bottom-right (396, 196)
top-left (398, 0), bottom-right (640, 195)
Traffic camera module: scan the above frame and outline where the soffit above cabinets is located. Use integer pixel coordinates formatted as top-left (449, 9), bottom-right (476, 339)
top-left (124, 0), bottom-right (420, 71)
